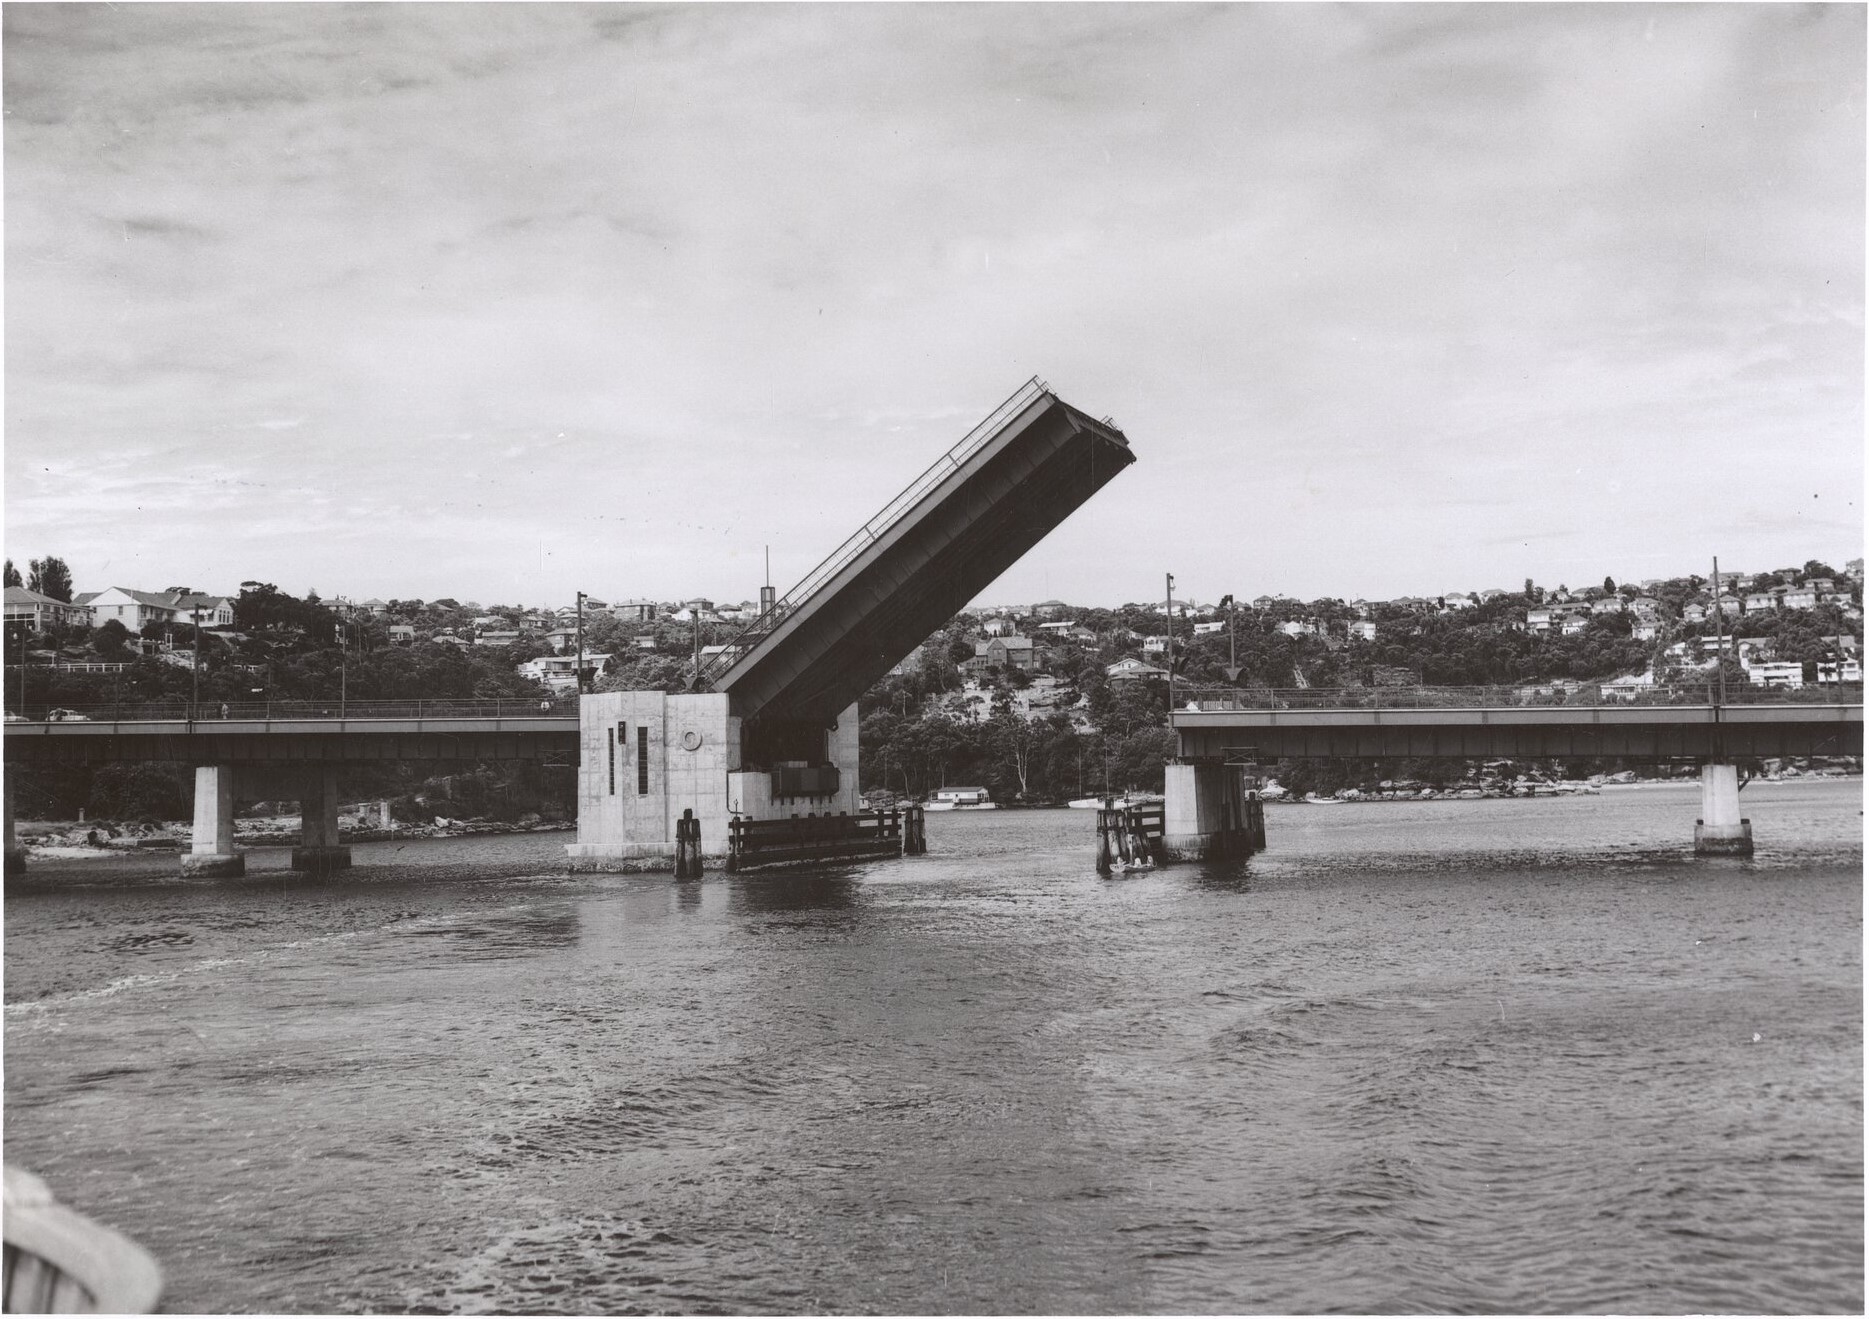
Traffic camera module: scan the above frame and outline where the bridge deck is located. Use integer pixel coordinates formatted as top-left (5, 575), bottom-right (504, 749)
top-left (4, 715), bottom-right (579, 764)
top-left (1174, 701), bottom-right (1864, 760)
top-left (703, 378), bottom-right (1134, 727)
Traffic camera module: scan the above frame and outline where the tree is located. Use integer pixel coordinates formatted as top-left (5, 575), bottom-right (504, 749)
top-left (2, 560), bottom-right (19, 588)
top-left (28, 556), bottom-right (73, 602)
top-left (1602, 576), bottom-right (1616, 595)
top-left (93, 619), bottom-right (132, 658)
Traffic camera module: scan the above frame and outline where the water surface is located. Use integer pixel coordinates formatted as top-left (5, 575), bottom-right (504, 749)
top-left (6, 781), bottom-right (1861, 1313)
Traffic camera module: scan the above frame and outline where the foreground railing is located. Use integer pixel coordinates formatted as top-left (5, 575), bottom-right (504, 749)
top-left (1173, 683), bottom-right (1866, 712)
top-left (4, 696), bottom-right (582, 724)
top-left (695, 377), bottom-right (1057, 690)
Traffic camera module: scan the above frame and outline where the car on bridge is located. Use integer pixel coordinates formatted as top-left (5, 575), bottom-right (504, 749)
top-left (45, 709), bottom-right (90, 722)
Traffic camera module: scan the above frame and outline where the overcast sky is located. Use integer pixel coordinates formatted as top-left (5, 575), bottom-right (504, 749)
top-left (6, 3), bottom-right (1862, 610)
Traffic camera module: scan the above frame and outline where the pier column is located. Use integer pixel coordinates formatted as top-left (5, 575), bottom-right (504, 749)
top-left (3, 777), bottom-right (25, 878)
top-left (1163, 761), bottom-right (1248, 861)
top-left (1694, 762), bottom-right (1753, 857)
top-left (182, 765), bottom-right (245, 877)
top-left (291, 767), bottom-right (351, 873)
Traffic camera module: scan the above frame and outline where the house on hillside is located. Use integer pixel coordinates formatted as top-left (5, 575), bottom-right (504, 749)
top-left (1590, 596), bottom-right (1625, 615)
top-left (5, 587), bottom-right (87, 633)
top-left (1033, 600), bottom-right (1067, 617)
top-left (1106, 657), bottom-right (1168, 684)
top-left (1441, 592), bottom-right (1474, 609)
top-left (1348, 620), bottom-right (1377, 641)
top-left (1743, 592), bottom-right (1777, 614)
top-left (388, 625), bottom-right (416, 646)
top-left (611, 599), bottom-right (657, 622)
top-left (1782, 587), bottom-right (1818, 611)
top-left (966, 635), bottom-right (1036, 673)
top-left (83, 587), bottom-right (232, 632)
top-left (1526, 608), bottom-right (1554, 633)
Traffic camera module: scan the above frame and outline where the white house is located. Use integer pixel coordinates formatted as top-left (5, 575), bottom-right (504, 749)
top-left (1746, 660), bottom-right (1804, 689)
top-left (1348, 620), bottom-right (1377, 642)
top-left (1106, 657), bottom-right (1168, 683)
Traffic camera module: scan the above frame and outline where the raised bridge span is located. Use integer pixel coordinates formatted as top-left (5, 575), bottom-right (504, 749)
top-left (701, 377), bottom-right (1133, 730)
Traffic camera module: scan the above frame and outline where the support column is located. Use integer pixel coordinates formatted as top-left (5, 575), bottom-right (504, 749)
top-left (1163, 761), bottom-right (1247, 861)
top-left (291, 767), bottom-right (351, 873)
top-left (4, 776), bottom-right (25, 878)
top-left (1694, 762), bottom-right (1753, 857)
top-left (182, 765), bottom-right (244, 877)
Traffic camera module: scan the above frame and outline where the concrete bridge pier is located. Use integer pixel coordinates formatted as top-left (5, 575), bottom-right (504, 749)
top-left (1163, 761), bottom-right (1252, 861)
top-left (183, 765), bottom-right (245, 877)
top-left (291, 767), bottom-right (351, 874)
top-left (4, 778), bottom-right (25, 877)
top-left (1694, 762), bottom-right (1754, 857)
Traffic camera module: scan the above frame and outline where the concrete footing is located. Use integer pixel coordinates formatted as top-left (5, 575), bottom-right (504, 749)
top-left (1694, 762), bottom-right (1754, 857)
top-left (290, 846), bottom-right (352, 874)
top-left (181, 852), bottom-right (245, 877)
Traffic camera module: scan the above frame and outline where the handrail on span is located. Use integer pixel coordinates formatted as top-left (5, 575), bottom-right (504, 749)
top-left (693, 377), bottom-right (1055, 690)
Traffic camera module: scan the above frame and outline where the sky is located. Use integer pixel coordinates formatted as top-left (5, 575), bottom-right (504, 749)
top-left (5, 3), bottom-right (1862, 610)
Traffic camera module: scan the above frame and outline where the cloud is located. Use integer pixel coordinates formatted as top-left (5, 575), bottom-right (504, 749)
top-left (4, 3), bottom-right (1861, 605)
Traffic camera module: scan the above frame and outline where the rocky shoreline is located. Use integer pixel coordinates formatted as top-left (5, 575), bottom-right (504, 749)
top-left (16, 813), bottom-right (574, 859)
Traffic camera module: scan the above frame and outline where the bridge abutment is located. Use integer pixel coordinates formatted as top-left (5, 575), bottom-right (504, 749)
top-left (291, 767), bottom-right (351, 873)
top-left (1162, 761), bottom-right (1255, 861)
top-left (182, 764), bottom-right (245, 877)
top-left (1694, 762), bottom-right (1754, 857)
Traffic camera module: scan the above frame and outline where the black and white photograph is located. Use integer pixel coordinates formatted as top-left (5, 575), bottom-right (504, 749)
top-left (2, 3), bottom-right (1862, 1314)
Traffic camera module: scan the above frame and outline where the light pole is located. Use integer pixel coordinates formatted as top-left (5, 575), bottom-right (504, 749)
top-left (337, 619), bottom-right (347, 717)
top-left (192, 605), bottom-right (202, 719)
top-left (576, 591), bottom-right (587, 696)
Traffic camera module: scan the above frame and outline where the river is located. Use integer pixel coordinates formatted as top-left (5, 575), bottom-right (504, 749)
top-left (5, 780), bottom-right (1861, 1314)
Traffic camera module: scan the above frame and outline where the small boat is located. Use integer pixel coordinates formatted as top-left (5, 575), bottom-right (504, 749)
top-left (1067, 792), bottom-right (1164, 810)
top-left (3, 1166), bottom-right (162, 1313)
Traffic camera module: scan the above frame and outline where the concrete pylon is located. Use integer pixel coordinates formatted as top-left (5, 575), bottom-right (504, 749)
top-left (1694, 762), bottom-right (1754, 857)
top-left (291, 766), bottom-right (351, 873)
top-left (1162, 761), bottom-right (1248, 861)
top-left (182, 764), bottom-right (245, 877)
top-left (3, 777), bottom-right (25, 878)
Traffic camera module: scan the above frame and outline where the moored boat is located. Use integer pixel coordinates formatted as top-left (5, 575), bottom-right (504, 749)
top-left (925, 786), bottom-right (999, 811)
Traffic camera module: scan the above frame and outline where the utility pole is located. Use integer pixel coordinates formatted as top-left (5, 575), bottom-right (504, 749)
top-left (1165, 572), bottom-right (1176, 720)
top-left (576, 591), bottom-right (587, 695)
top-left (1711, 556), bottom-right (1726, 710)
top-left (192, 605), bottom-right (202, 718)
top-left (337, 619), bottom-right (347, 717)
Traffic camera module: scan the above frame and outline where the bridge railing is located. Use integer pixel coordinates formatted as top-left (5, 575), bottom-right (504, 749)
top-left (4, 696), bottom-right (583, 724)
top-left (1173, 682), bottom-right (1865, 712)
top-left (694, 376), bottom-right (1055, 690)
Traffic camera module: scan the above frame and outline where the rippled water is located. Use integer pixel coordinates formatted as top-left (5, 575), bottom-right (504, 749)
top-left (5, 781), bottom-right (1861, 1314)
